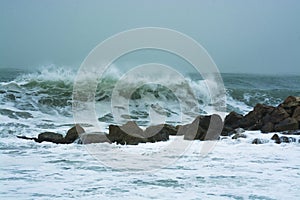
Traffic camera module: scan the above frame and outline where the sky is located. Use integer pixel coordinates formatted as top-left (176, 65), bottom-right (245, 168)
top-left (1, 0), bottom-right (300, 74)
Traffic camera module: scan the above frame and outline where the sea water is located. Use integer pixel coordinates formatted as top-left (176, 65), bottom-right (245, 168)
top-left (1, 65), bottom-right (300, 199)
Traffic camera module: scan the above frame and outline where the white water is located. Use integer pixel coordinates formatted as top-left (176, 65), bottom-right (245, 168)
top-left (1, 133), bottom-right (300, 200)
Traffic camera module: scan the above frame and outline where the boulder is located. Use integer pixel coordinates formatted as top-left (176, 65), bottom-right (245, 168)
top-left (239, 104), bottom-right (274, 130)
top-left (144, 124), bottom-right (170, 143)
top-left (78, 133), bottom-right (111, 144)
top-left (36, 132), bottom-right (64, 144)
top-left (280, 96), bottom-right (300, 115)
top-left (279, 136), bottom-right (296, 143)
top-left (231, 133), bottom-right (247, 139)
top-left (280, 96), bottom-right (300, 108)
top-left (183, 114), bottom-right (223, 141)
top-left (271, 134), bottom-right (281, 144)
top-left (224, 111), bottom-right (243, 129)
top-left (274, 117), bottom-right (299, 132)
top-left (292, 106), bottom-right (300, 122)
top-left (64, 124), bottom-right (85, 144)
top-left (263, 107), bottom-right (289, 125)
top-left (108, 121), bottom-right (146, 145)
top-left (252, 138), bottom-right (263, 144)
top-left (261, 122), bottom-right (274, 133)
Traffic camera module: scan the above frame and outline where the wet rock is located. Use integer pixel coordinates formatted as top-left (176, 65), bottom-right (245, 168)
top-left (224, 111), bottom-right (243, 129)
top-left (292, 106), bottom-right (300, 122)
top-left (64, 125), bottom-right (85, 144)
top-left (279, 136), bottom-right (297, 144)
top-left (274, 117), bottom-right (299, 132)
top-left (252, 138), bottom-right (263, 144)
top-left (144, 124), bottom-right (170, 143)
top-left (183, 114), bottom-right (223, 141)
top-left (263, 107), bottom-right (289, 125)
top-left (261, 122), bottom-right (274, 133)
top-left (231, 133), bottom-right (247, 139)
top-left (279, 96), bottom-right (300, 115)
top-left (108, 121), bottom-right (146, 145)
top-left (271, 134), bottom-right (281, 144)
top-left (220, 126), bottom-right (234, 136)
top-left (78, 133), bottom-right (111, 144)
top-left (239, 104), bottom-right (274, 130)
top-left (36, 132), bottom-right (64, 144)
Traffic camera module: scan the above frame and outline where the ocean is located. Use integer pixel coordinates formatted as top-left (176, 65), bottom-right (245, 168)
top-left (1, 65), bottom-right (300, 199)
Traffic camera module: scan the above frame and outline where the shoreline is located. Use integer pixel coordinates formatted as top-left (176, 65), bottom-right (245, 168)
top-left (17, 96), bottom-right (300, 145)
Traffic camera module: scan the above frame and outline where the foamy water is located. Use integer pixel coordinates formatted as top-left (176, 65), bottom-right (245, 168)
top-left (1, 66), bottom-right (300, 199)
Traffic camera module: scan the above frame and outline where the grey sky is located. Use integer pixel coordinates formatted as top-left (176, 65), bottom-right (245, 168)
top-left (1, 0), bottom-right (300, 74)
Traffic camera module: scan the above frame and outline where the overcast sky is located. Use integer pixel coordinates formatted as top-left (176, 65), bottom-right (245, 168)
top-left (1, 0), bottom-right (300, 74)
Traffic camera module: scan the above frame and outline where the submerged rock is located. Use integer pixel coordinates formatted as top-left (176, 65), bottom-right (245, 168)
top-left (271, 134), bottom-right (281, 144)
top-left (17, 124), bottom-right (85, 144)
top-left (252, 138), bottom-right (263, 144)
top-left (231, 133), bottom-right (247, 140)
top-left (36, 132), bottom-right (64, 144)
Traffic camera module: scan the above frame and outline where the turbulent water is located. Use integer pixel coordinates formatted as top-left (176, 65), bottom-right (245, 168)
top-left (1, 65), bottom-right (300, 199)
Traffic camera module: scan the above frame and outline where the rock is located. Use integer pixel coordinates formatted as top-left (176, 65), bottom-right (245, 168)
top-left (144, 124), bottom-right (170, 143)
top-left (64, 124), bottom-right (85, 144)
top-left (252, 138), bottom-right (263, 144)
top-left (263, 107), bottom-right (289, 125)
top-left (231, 133), bottom-right (247, 139)
top-left (274, 117), bottom-right (299, 132)
top-left (108, 121), bottom-right (146, 145)
top-left (177, 124), bottom-right (191, 136)
top-left (228, 128), bottom-right (246, 138)
top-left (224, 111), bottom-right (243, 129)
top-left (279, 136), bottom-right (297, 143)
top-left (271, 134), bottom-right (281, 144)
top-left (220, 126), bottom-right (234, 136)
top-left (280, 96), bottom-right (300, 115)
top-left (280, 96), bottom-right (300, 108)
top-left (261, 122), bottom-right (274, 133)
top-left (239, 104), bottom-right (274, 130)
top-left (78, 133), bottom-right (111, 144)
top-left (183, 114), bottom-right (223, 141)
top-left (36, 132), bottom-right (64, 144)
top-left (292, 106), bottom-right (300, 122)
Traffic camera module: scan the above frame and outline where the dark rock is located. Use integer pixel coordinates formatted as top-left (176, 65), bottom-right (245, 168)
top-left (36, 132), bottom-right (64, 144)
top-left (274, 117), bottom-right (299, 132)
top-left (64, 124), bottom-right (85, 144)
top-left (144, 124), bottom-right (170, 143)
top-left (220, 126), bottom-right (234, 136)
top-left (231, 133), bottom-right (247, 139)
top-left (177, 124), bottom-right (191, 136)
top-left (279, 96), bottom-right (300, 115)
top-left (271, 134), bottom-right (281, 144)
top-left (184, 114), bottom-right (223, 141)
top-left (108, 121), bottom-right (146, 145)
top-left (261, 122), bottom-right (274, 133)
top-left (252, 138), bottom-right (263, 144)
top-left (239, 104), bottom-right (274, 130)
top-left (280, 96), bottom-right (300, 108)
top-left (292, 106), bottom-right (300, 122)
top-left (224, 111), bottom-right (243, 129)
top-left (279, 136), bottom-right (297, 143)
top-left (263, 107), bottom-right (289, 124)
top-left (78, 133), bottom-right (111, 144)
